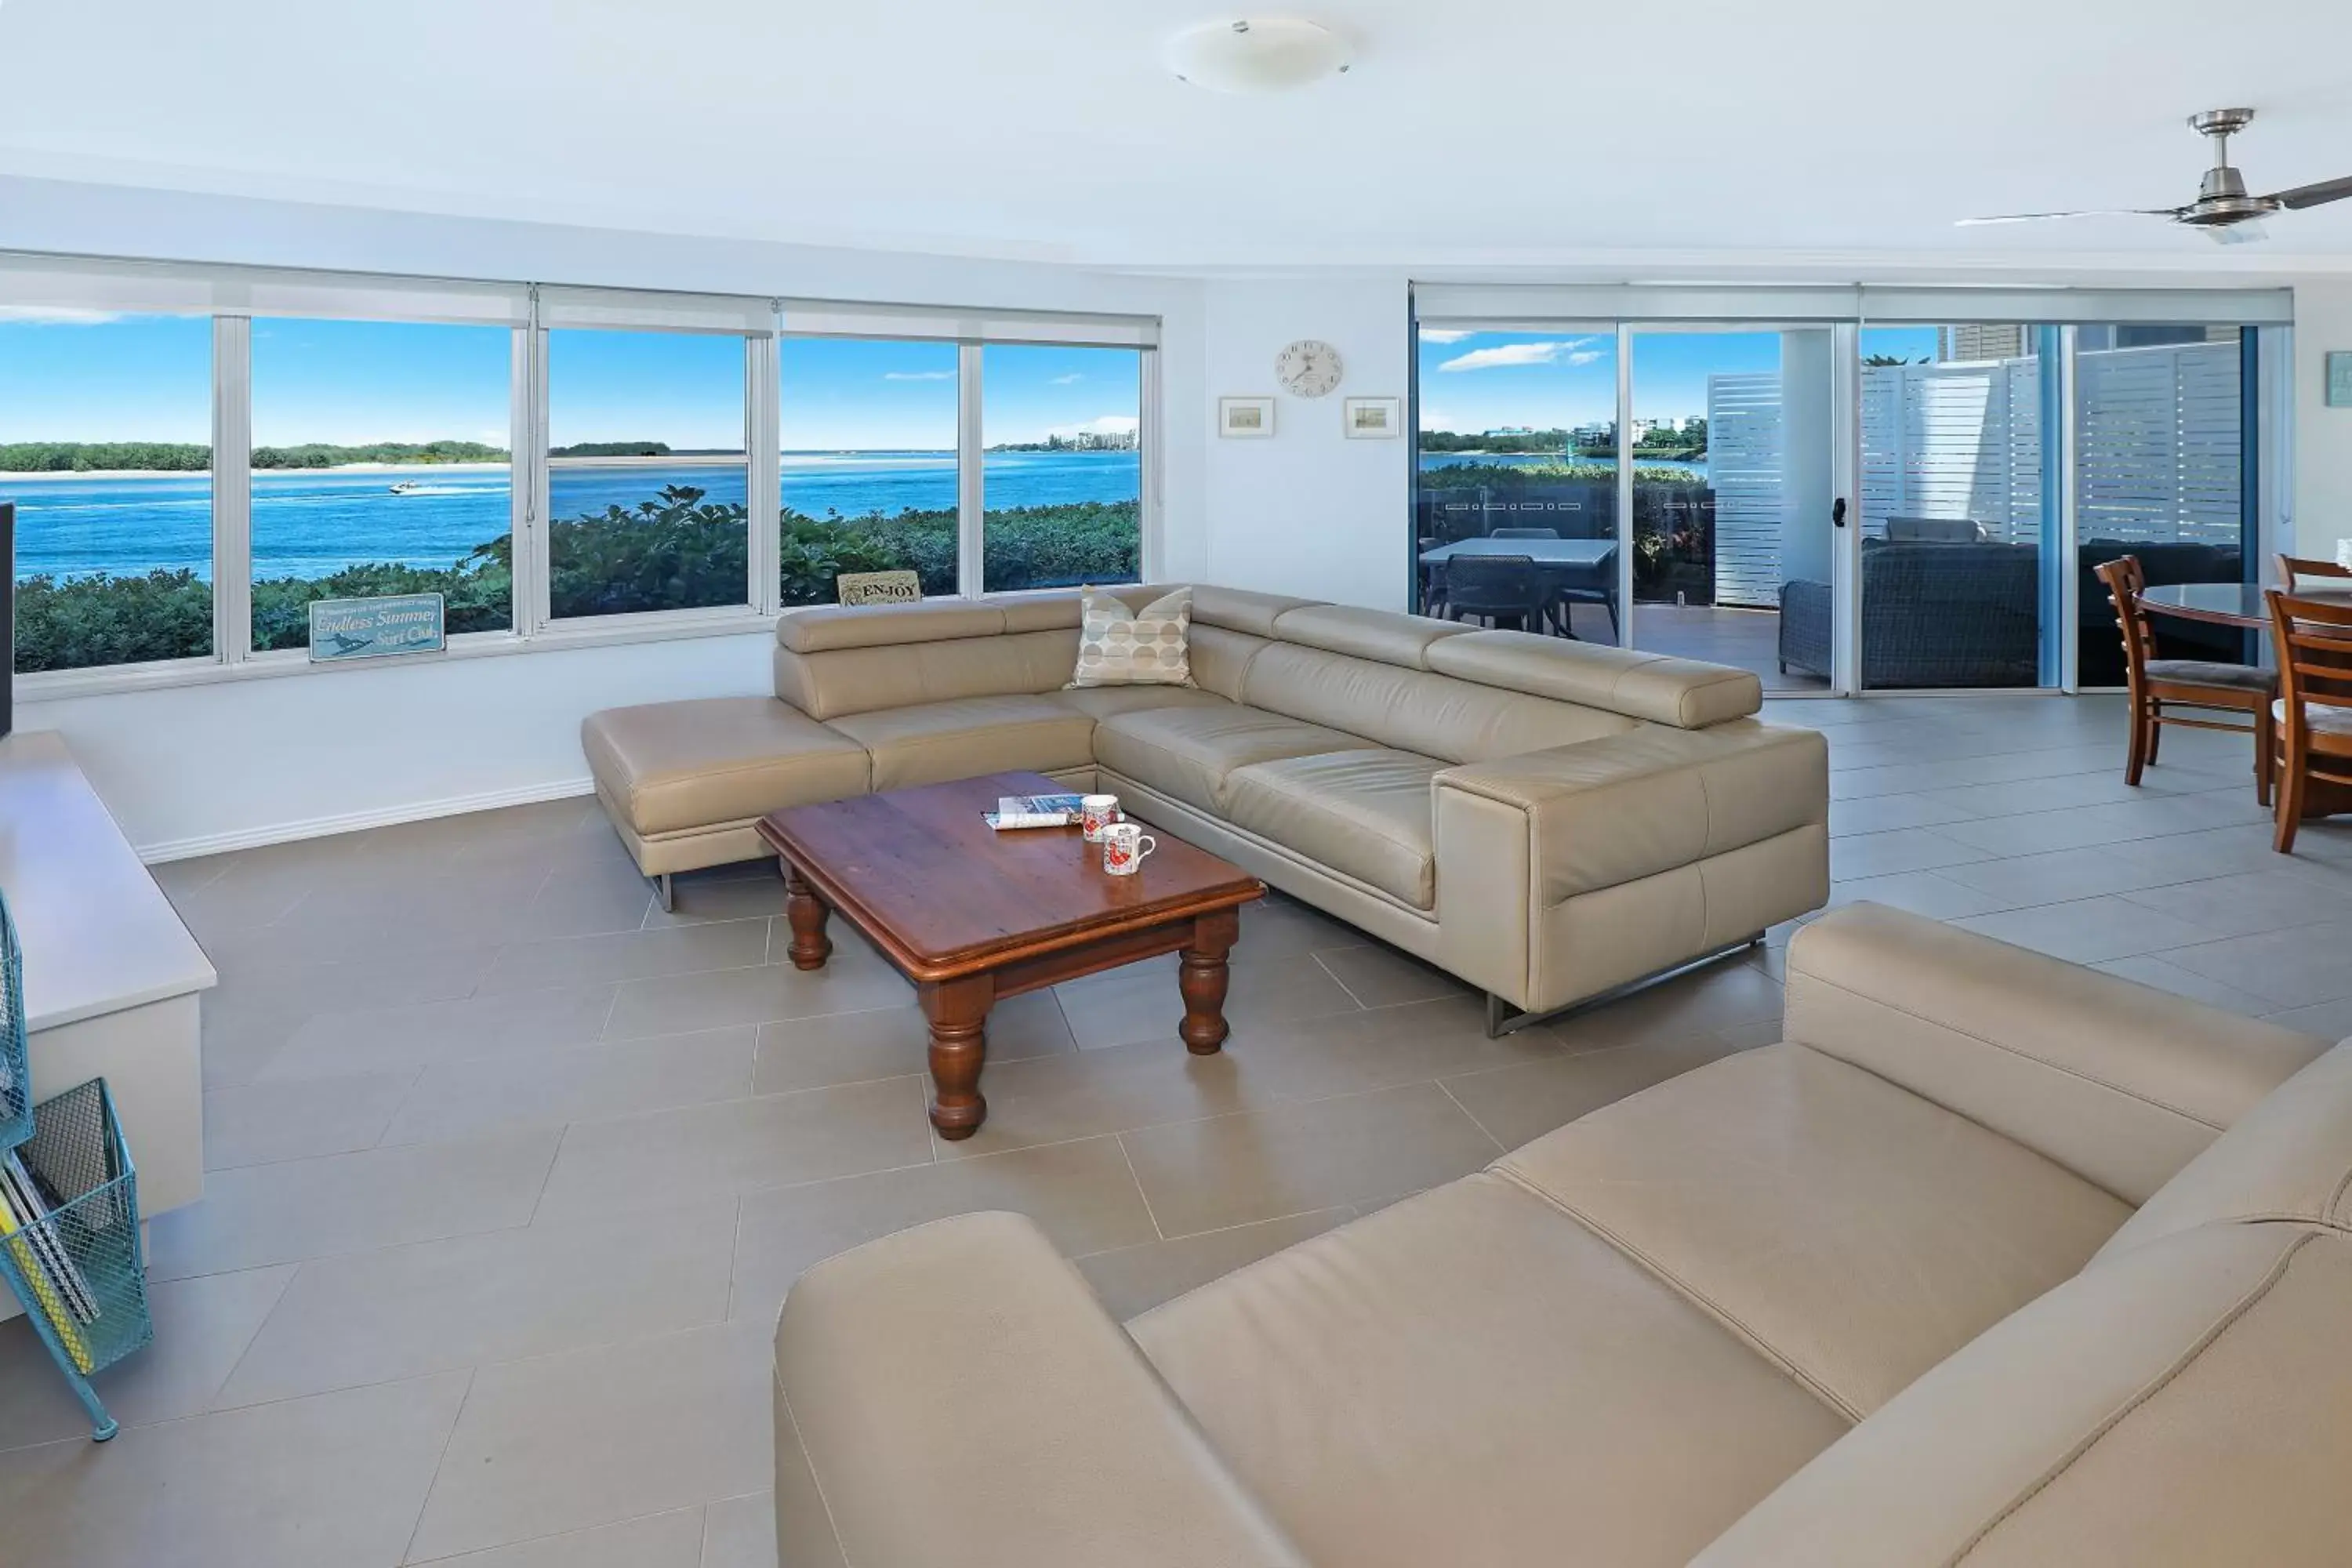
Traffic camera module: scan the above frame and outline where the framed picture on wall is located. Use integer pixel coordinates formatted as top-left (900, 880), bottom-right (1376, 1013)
top-left (1343, 397), bottom-right (1401, 438)
top-left (1218, 396), bottom-right (1275, 437)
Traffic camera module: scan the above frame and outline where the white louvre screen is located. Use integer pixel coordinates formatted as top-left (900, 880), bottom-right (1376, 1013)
top-left (2074, 341), bottom-right (2242, 548)
top-left (1860, 358), bottom-right (2044, 546)
top-left (1705, 372), bottom-right (1784, 607)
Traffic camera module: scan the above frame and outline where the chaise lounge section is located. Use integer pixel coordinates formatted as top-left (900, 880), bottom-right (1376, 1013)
top-left (770, 903), bottom-right (2352, 1566)
top-left (582, 584), bottom-right (1829, 1027)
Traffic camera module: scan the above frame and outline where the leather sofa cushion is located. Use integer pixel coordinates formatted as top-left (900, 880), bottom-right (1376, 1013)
top-left (581, 696), bottom-right (870, 837)
top-left (1188, 583), bottom-right (1323, 637)
top-left (1243, 641), bottom-right (1634, 766)
top-left (1092, 704), bottom-right (1378, 815)
top-left (1223, 750), bottom-right (1442, 909)
top-left (1693, 1220), bottom-right (2352, 1567)
top-left (1049, 685), bottom-right (1234, 721)
top-left (2099, 1039), bottom-right (2352, 1261)
top-left (1265, 603), bottom-right (1473, 666)
top-left (773, 629), bottom-right (1077, 722)
top-left (1426, 629), bottom-right (1765, 728)
top-left (825, 695), bottom-right (1097, 792)
top-left (1130, 1172), bottom-right (1847, 1568)
top-left (1500, 1044), bottom-right (2131, 1421)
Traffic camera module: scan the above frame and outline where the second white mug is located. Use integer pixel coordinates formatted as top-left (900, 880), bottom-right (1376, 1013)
top-left (1100, 822), bottom-right (1156, 875)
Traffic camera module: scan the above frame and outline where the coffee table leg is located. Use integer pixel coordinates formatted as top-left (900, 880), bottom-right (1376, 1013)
top-left (1178, 908), bottom-right (1240, 1056)
top-left (783, 863), bottom-right (832, 971)
top-left (920, 974), bottom-right (993, 1140)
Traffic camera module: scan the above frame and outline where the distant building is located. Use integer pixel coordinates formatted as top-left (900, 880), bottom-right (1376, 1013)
top-left (1570, 422), bottom-right (1615, 447)
top-left (1939, 325), bottom-right (2029, 362)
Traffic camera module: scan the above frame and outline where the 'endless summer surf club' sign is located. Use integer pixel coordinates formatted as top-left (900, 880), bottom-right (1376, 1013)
top-left (307, 593), bottom-right (448, 662)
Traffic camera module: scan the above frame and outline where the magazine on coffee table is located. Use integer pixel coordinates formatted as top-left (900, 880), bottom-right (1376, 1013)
top-left (984, 793), bottom-right (1086, 830)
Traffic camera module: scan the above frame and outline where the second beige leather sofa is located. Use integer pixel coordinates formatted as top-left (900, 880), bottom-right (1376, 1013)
top-left (771, 903), bottom-right (2352, 1566)
top-left (583, 584), bottom-right (1829, 1024)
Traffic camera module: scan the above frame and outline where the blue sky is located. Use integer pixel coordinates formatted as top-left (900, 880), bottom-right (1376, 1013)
top-left (779, 338), bottom-right (1141, 450)
top-left (0, 312), bottom-right (215, 443)
top-left (1416, 325), bottom-right (1947, 434)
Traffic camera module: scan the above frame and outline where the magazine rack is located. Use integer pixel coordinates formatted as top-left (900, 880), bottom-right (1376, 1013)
top-left (0, 893), bottom-right (151, 1441)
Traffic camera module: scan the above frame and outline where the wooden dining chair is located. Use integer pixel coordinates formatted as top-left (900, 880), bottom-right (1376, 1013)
top-left (2264, 588), bottom-right (2352, 853)
top-left (2277, 553), bottom-right (2352, 588)
top-left (2094, 557), bottom-right (2276, 804)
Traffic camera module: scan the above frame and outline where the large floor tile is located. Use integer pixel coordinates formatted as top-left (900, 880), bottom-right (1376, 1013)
top-left (2089, 955), bottom-right (2281, 1015)
top-left (643, 865), bottom-right (796, 928)
top-left (751, 990), bottom-right (1073, 1095)
top-left (1052, 949), bottom-right (1362, 1050)
top-left (1075, 1207), bottom-right (1352, 1319)
top-left (0, 1370), bottom-right (469, 1568)
top-left (204, 1069), bottom-right (419, 1169)
top-left (475, 920), bottom-right (770, 996)
top-left (1826, 869), bottom-right (2024, 920)
top-left (0, 1265), bottom-right (296, 1449)
top-left (728, 1134), bottom-right (1156, 1320)
top-left (381, 1027), bottom-right (759, 1145)
top-left (2158, 920), bottom-right (2352, 1011)
top-left (407, 1323), bottom-right (773, 1562)
top-left (1825, 792), bottom-right (1987, 837)
top-left (145, 1130), bottom-right (561, 1279)
top-left (925, 1033), bottom-right (1283, 1157)
top-left (1234, 994), bottom-right (1566, 1103)
top-left (1439, 1033), bottom-right (1739, 1151)
top-left (1827, 826), bottom-right (1991, 880)
top-left (260, 984), bottom-right (619, 1080)
top-left (532, 1078), bottom-right (934, 1225)
top-left (1541, 956), bottom-right (1783, 1054)
top-left (1118, 1082), bottom-right (1502, 1239)
top-left (418, 1506), bottom-right (706, 1568)
top-left (1951, 895), bottom-right (2217, 966)
top-left (2121, 868), bottom-right (2352, 942)
top-left (216, 1205), bottom-right (735, 1409)
top-left (1311, 942), bottom-right (1470, 1007)
top-left (602, 943), bottom-right (911, 1040)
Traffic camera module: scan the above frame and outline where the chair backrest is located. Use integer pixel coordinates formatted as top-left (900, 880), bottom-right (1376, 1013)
top-left (2277, 553), bottom-right (2352, 586)
top-left (1443, 554), bottom-right (1546, 615)
top-left (2092, 555), bottom-right (2156, 684)
top-left (2267, 589), bottom-right (2352, 757)
top-left (1489, 528), bottom-right (1560, 539)
top-left (1888, 515), bottom-right (1984, 543)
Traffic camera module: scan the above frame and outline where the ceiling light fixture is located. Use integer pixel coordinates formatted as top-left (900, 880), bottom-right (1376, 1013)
top-left (1163, 19), bottom-right (1351, 95)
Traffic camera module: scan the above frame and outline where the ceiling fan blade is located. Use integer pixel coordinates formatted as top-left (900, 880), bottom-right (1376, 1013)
top-left (1955, 209), bottom-right (2180, 226)
top-left (2263, 175), bottom-right (2352, 211)
top-left (2208, 220), bottom-right (2270, 245)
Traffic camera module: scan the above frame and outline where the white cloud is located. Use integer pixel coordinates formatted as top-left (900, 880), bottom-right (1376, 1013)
top-left (1417, 328), bottom-right (1472, 343)
top-left (1436, 338), bottom-right (1600, 373)
top-left (1051, 372), bottom-right (1085, 384)
top-left (0, 307), bottom-right (127, 326)
top-left (881, 369), bottom-right (955, 381)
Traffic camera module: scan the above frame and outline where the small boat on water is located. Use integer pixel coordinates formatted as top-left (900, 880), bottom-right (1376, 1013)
top-left (387, 480), bottom-right (423, 495)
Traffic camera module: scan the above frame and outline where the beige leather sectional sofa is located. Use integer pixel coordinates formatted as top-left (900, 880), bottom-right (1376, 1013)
top-left (583, 584), bottom-right (1828, 1025)
top-left (771, 902), bottom-right (2352, 1566)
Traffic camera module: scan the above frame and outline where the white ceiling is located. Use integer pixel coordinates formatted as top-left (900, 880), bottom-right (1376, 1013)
top-left (3, 0), bottom-right (2350, 273)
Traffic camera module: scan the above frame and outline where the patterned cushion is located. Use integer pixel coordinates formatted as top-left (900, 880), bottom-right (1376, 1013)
top-left (1067, 586), bottom-right (1196, 689)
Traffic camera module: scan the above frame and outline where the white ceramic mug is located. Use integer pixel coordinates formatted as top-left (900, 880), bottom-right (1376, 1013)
top-left (1080, 793), bottom-right (1123, 842)
top-left (1100, 822), bottom-right (1156, 876)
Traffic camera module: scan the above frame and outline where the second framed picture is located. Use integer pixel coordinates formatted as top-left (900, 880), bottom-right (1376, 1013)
top-left (1343, 397), bottom-right (1402, 438)
top-left (1219, 396), bottom-right (1276, 437)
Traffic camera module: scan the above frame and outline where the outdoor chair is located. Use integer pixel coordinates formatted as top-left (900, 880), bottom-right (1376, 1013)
top-left (1552, 543), bottom-right (1620, 641)
top-left (1417, 536), bottom-right (1445, 617)
top-left (2265, 587), bottom-right (2352, 854)
top-left (1440, 554), bottom-right (1549, 633)
top-left (2095, 556), bottom-right (2274, 804)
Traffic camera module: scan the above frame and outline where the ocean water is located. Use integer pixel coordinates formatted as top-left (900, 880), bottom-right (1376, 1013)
top-left (5, 448), bottom-right (1140, 582)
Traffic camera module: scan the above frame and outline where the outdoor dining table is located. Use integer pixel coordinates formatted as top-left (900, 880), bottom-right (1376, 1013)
top-left (1417, 536), bottom-right (1618, 568)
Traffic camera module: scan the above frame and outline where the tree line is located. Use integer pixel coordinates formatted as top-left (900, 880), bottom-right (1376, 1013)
top-left (0, 441), bottom-right (511, 472)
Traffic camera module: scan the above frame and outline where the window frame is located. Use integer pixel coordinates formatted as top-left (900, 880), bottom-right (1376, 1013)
top-left (5, 256), bottom-right (1161, 701)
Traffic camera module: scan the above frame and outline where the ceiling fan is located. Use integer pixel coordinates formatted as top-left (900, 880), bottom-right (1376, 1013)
top-left (1959, 108), bottom-right (2352, 244)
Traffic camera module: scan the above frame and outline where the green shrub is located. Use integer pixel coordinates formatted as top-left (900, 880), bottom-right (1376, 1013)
top-left (13, 569), bottom-right (216, 670)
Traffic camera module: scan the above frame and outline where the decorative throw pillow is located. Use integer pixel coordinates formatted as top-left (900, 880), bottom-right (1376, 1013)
top-left (1067, 586), bottom-right (1196, 688)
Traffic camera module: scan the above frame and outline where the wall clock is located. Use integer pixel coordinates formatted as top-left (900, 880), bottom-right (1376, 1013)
top-left (1276, 339), bottom-right (1344, 398)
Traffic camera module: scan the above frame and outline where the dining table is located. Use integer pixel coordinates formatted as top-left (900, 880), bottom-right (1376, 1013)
top-left (2138, 580), bottom-right (2352, 818)
top-left (1417, 535), bottom-right (1621, 638)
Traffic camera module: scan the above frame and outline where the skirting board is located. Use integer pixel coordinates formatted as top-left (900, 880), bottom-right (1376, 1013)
top-left (137, 776), bottom-right (599, 864)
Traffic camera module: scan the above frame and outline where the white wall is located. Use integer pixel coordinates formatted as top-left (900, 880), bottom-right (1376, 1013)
top-left (1, 176), bottom-right (1213, 857)
top-left (1197, 277), bottom-right (1413, 609)
top-left (2292, 279), bottom-right (2352, 569)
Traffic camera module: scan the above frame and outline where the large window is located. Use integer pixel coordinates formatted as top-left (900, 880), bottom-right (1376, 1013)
top-left (249, 318), bottom-right (515, 650)
top-left (547, 328), bottom-right (751, 619)
top-left (778, 336), bottom-right (959, 605)
top-left (982, 344), bottom-right (1141, 593)
top-left (2, 311), bottom-right (215, 672)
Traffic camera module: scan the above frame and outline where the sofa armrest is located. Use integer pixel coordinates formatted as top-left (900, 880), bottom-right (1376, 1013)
top-left (1434, 719), bottom-right (1828, 906)
top-left (774, 1210), bottom-right (1306, 1568)
top-left (1784, 904), bottom-right (2330, 1204)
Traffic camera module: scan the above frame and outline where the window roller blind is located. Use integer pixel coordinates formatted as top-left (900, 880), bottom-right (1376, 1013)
top-left (1412, 282), bottom-right (2294, 327)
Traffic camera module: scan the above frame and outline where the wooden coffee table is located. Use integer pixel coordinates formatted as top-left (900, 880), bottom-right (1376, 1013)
top-left (757, 771), bottom-right (1265, 1139)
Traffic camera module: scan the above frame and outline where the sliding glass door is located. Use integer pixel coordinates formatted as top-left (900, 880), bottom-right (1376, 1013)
top-left (1624, 328), bottom-right (1840, 692)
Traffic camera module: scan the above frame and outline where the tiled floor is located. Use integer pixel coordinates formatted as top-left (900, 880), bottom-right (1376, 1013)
top-left (5, 691), bottom-right (2351, 1566)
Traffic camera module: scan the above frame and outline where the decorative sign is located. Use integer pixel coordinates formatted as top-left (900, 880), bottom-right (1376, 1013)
top-left (2329, 352), bottom-right (2352, 408)
top-left (307, 593), bottom-right (446, 662)
top-left (836, 570), bottom-right (921, 607)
